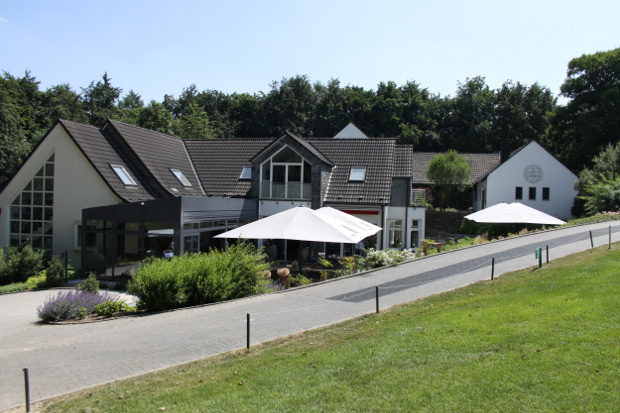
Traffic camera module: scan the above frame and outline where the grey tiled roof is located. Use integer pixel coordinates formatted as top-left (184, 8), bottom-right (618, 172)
top-left (308, 138), bottom-right (397, 205)
top-left (60, 120), bottom-right (155, 202)
top-left (106, 120), bottom-right (204, 197)
top-left (394, 145), bottom-right (413, 177)
top-left (412, 152), bottom-right (500, 185)
top-left (185, 138), bottom-right (274, 197)
top-left (57, 120), bottom-right (412, 206)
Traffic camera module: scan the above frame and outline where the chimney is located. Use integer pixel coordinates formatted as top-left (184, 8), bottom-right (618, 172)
top-left (500, 142), bottom-right (510, 163)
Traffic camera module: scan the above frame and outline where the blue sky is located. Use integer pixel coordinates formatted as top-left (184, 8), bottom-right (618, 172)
top-left (1, 1), bottom-right (619, 104)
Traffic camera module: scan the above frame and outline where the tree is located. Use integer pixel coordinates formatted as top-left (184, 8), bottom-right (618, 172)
top-left (580, 175), bottom-right (620, 216)
top-left (0, 87), bottom-right (31, 189)
top-left (173, 103), bottom-right (214, 139)
top-left (397, 82), bottom-right (442, 150)
top-left (547, 48), bottom-right (620, 171)
top-left (137, 100), bottom-right (175, 134)
top-left (494, 81), bottom-right (556, 150)
top-left (118, 90), bottom-right (144, 125)
top-left (81, 73), bottom-right (122, 126)
top-left (426, 150), bottom-right (472, 209)
top-left (572, 142), bottom-right (620, 216)
top-left (447, 77), bottom-right (495, 152)
top-left (41, 84), bottom-right (88, 127)
top-left (261, 75), bottom-right (316, 136)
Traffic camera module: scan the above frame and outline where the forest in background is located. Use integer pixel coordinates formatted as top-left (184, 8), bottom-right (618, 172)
top-left (1, 47), bottom-right (619, 201)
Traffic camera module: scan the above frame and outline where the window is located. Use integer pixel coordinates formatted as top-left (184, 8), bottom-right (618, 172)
top-left (111, 165), bottom-right (137, 186)
top-left (10, 154), bottom-right (55, 251)
top-left (349, 167), bottom-right (366, 182)
top-left (529, 187), bottom-right (536, 200)
top-left (515, 187), bottom-right (523, 200)
top-left (260, 146), bottom-right (312, 199)
top-left (410, 219), bottom-right (420, 249)
top-left (170, 168), bottom-right (192, 187)
top-left (542, 187), bottom-right (550, 201)
top-left (239, 166), bottom-right (252, 180)
top-left (388, 219), bottom-right (403, 248)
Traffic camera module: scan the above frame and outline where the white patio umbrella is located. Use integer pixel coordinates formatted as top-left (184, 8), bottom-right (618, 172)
top-left (464, 202), bottom-right (566, 225)
top-left (317, 207), bottom-right (382, 238)
top-left (214, 206), bottom-right (369, 244)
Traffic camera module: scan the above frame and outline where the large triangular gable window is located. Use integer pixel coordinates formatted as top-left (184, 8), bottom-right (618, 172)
top-left (260, 146), bottom-right (311, 200)
top-left (10, 154), bottom-right (55, 251)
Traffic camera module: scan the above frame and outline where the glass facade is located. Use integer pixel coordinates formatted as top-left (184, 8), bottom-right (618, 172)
top-left (260, 147), bottom-right (312, 200)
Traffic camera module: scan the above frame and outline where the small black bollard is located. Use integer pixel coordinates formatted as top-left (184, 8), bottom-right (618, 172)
top-left (590, 231), bottom-right (594, 248)
top-left (375, 286), bottom-right (380, 314)
top-left (546, 245), bottom-right (549, 263)
top-left (491, 257), bottom-right (495, 280)
top-left (246, 313), bottom-right (250, 350)
top-left (23, 368), bottom-right (30, 412)
top-left (64, 250), bottom-right (68, 284)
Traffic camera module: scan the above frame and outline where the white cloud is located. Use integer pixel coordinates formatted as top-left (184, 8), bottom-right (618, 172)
top-left (0, 17), bottom-right (9, 23)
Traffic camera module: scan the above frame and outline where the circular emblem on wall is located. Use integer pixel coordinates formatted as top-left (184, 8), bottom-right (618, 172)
top-left (524, 164), bottom-right (543, 183)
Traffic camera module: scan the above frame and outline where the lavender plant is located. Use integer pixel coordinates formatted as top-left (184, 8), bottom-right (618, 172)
top-left (37, 290), bottom-right (119, 322)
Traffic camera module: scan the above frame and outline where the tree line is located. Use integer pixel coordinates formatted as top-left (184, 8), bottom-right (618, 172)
top-left (1, 48), bottom-right (619, 206)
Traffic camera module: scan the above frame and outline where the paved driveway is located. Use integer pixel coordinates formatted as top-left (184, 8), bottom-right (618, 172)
top-left (1, 222), bottom-right (618, 411)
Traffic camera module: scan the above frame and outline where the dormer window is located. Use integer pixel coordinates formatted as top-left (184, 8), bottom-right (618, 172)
top-left (239, 166), bottom-right (252, 180)
top-left (260, 146), bottom-right (311, 200)
top-left (111, 165), bottom-right (137, 186)
top-left (349, 166), bottom-right (366, 182)
top-left (171, 168), bottom-right (192, 187)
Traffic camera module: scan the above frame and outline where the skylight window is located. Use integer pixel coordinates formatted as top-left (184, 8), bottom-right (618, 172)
top-left (239, 166), bottom-right (252, 180)
top-left (349, 166), bottom-right (366, 182)
top-left (111, 165), bottom-right (137, 186)
top-left (171, 169), bottom-right (192, 187)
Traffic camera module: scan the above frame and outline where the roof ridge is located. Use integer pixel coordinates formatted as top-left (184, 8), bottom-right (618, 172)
top-left (58, 119), bottom-right (100, 130)
top-left (107, 119), bottom-right (183, 142)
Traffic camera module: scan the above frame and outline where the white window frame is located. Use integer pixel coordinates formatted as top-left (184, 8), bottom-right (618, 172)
top-left (111, 164), bottom-right (137, 186)
top-left (171, 168), bottom-right (192, 187)
top-left (387, 218), bottom-right (403, 249)
top-left (239, 166), bottom-right (252, 180)
top-left (349, 166), bottom-right (366, 182)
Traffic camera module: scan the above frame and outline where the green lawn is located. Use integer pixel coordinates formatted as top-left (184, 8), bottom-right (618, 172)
top-left (42, 246), bottom-right (620, 412)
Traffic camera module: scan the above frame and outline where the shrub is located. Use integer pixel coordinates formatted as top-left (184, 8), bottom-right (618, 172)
top-left (44, 255), bottom-right (65, 287)
top-left (0, 244), bottom-right (45, 286)
top-left (128, 259), bottom-right (187, 312)
top-left (0, 282), bottom-right (30, 295)
top-left (94, 301), bottom-right (134, 318)
top-left (129, 241), bottom-right (270, 312)
top-left (290, 274), bottom-right (312, 287)
top-left (359, 248), bottom-right (415, 270)
top-left (37, 290), bottom-right (118, 322)
top-left (77, 274), bottom-right (100, 294)
top-left (27, 273), bottom-right (48, 289)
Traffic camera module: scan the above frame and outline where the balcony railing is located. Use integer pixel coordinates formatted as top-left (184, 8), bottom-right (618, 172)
top-left (260, 182), bottom-right (311, 200)
top-left (411, 188), bottom-right (429, 206)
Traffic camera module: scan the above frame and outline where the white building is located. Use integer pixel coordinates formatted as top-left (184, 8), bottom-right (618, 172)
top-left (474, 141), bottom-right (578, 220)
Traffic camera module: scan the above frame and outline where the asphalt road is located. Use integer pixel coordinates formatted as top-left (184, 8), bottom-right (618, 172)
top-left (1, 221), bottom-right (618, 411)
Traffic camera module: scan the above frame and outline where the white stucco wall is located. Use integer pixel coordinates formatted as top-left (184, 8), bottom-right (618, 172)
top-left (383, 206), bottom-right (426, 250)
top-left (0, 124), bottom-right (122, 268)
top-left (258, 200), bottom-right (311, 217)
top-left (484, 142), bottom-right (578, 220)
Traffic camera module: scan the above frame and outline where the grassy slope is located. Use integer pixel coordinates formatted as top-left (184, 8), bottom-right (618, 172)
top-left (43, 246), bottom-right (620, 412)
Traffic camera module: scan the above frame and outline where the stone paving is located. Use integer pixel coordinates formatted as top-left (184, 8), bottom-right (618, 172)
top-left (1, 222), bottom-right (619, 411)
